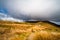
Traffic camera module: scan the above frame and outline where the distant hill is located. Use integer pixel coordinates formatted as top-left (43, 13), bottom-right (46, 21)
top-left (0, 20), bottom-right (60, 40)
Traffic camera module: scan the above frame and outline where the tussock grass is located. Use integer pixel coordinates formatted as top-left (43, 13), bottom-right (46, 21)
top-left (0, 21), bottom-right (60, 40)
top-left (27, 31), bottom-right (60, 40)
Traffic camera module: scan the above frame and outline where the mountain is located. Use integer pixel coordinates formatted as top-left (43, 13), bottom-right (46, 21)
top-left (0, 20), bottom-right (60, 40)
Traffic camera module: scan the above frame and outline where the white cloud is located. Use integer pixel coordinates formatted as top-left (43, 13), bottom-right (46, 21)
top-left (0, 13), bottom-right (24, 22)
top-left (0, 13), bottom-right (60, 25)
top-left (1, 17), bottom-right (24, 22)
top-left (0, 13), bottom-right (7, 19)
top-left (1, 0), bottom-right (60, 21)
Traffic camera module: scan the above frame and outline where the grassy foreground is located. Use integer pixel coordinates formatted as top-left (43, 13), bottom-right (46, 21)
top-left (0, 21), bottom-right (60, 40)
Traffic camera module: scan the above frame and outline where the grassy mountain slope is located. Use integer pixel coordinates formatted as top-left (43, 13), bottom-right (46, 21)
top-left (0, 20), bottom-right (60, 40)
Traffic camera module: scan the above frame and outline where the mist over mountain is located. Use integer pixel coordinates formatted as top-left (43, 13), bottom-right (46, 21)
top-left (0, 0), bottom-right (60, 21)
top-left (0, 0), bottom-right (60, 25)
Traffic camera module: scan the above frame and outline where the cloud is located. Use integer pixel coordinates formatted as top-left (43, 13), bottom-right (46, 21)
top-left (50, 21), bottom-right (60, 25)
top-left (0, 0), bottom-right (60, 21)
top-left (0, 13), bottom-right (60, 25)
top-left (0, 13), bottom-right (24, 22)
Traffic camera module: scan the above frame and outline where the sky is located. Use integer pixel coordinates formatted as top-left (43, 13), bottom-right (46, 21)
top-left (0, 0), bottom-right (60, 25)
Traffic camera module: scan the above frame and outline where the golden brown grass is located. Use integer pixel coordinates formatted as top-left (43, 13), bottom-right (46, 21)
top-left (27, 31), bottom-right (60, 40)
top-left (0, 21), bottom-right (60, 40)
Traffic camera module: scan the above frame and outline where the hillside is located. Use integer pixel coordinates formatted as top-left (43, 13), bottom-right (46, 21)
top-left (0, 20), bottom-right (60, 40)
